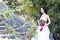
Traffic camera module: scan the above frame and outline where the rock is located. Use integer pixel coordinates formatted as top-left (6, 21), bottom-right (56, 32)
top-left (0, 1), bottom-right (32, 40)
top-left (49, 32), bottom-right (55, 40)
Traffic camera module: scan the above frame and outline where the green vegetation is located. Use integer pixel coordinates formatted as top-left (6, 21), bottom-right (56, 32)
top-left (3, 0), bottom-right (60, 40)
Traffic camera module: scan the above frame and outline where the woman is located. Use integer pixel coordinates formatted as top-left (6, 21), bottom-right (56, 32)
top-left (31, 7), bottom-right (51, 40)
top-left (37, 7), bottom-right (51, 40)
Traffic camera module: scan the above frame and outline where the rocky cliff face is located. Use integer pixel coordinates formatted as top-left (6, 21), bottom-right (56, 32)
top-left (0, 2), bottom-right (32, 40)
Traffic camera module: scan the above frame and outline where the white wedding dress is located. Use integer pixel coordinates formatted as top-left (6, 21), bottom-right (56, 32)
top-left (31, 16), bottom-right (50, 40)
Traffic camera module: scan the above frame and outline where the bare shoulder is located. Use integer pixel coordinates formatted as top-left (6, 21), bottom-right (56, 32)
top-left (45, 14), bottom-right (49, 17)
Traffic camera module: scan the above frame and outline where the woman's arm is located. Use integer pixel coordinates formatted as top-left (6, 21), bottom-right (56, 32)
top-left (47, 15), bottom-right (51, 26)
top-left (38, 19), bottom-right (40, 26)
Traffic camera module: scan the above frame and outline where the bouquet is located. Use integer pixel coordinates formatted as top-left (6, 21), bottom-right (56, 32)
top-left (39, 20), bottom-right (46, 31)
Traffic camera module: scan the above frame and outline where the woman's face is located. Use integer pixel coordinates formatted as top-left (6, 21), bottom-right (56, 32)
top-left (41, 8), bottom-right (45, 14)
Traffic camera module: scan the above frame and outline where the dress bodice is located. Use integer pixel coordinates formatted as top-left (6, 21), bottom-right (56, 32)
top-left (40, 15), bottom-right (47, 23)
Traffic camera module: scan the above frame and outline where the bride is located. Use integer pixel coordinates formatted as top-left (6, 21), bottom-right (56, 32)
top-left (31, 7), bottom-right (51, 40)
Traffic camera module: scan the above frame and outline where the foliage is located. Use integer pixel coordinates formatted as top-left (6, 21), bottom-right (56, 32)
top-left (5, 24), bottom-right (14, 33)
top-left (0, 8), bottom-right (13, 19)
top-left (3, 0), bottom-right (60, 40)
top-left (26, 22), bottom-right (38, 39)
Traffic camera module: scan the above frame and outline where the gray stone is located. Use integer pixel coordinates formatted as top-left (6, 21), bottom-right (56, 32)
top-left (49, 32), bottom-right (55, 40)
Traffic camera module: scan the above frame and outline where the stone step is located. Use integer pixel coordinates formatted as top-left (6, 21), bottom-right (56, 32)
top-left (0, 26), bottom-right (7, 34)
top-left (0, 23), bottom-right (5, 25)
top-left (0, 30), bottom-right (5, 32)
top-left (0, 29), bottom-right (8, 34)
top-left (0, 34), bottom-right (13, 36)
top-left (0, 27), bottom-right (6, 30)
top-left (0, 16), bottom-right (6, 21)
top-left (0, 17), bottom-right (3, 19)
top-left (0, 26), bottom-right (5, 27)
top-left (0, 18), bottom-right (5, 21)
top-left (0, 23), bottom-right (6, 26)
top-left (0, 34), bottom-right (14, 38)
top-left (0, 21), bottom-right (6, 23)
top-left (0, 27), bottom-right (7, 33)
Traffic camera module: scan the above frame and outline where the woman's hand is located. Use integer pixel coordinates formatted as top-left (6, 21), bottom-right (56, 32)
top-left (45, 24), bottom-right (49, 26)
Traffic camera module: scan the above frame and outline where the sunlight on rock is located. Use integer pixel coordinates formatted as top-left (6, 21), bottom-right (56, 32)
top-left (0, 38), bottom-right (8, 40)
top-left (17, 0), bottom-right (24, 2)
top-left (0, 0), bottom-right (3, 2)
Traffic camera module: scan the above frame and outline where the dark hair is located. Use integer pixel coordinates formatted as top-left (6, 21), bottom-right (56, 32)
top-left (38, 7), bottom-right (48, 23)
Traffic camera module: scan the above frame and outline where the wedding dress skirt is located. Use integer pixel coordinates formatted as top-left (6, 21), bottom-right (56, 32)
top-left (31, 25), bottom-right (50, 40)
top-left (37, 25), bottom-right (50, 40)
top-left (31, 15), bottom-right (50, 40)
